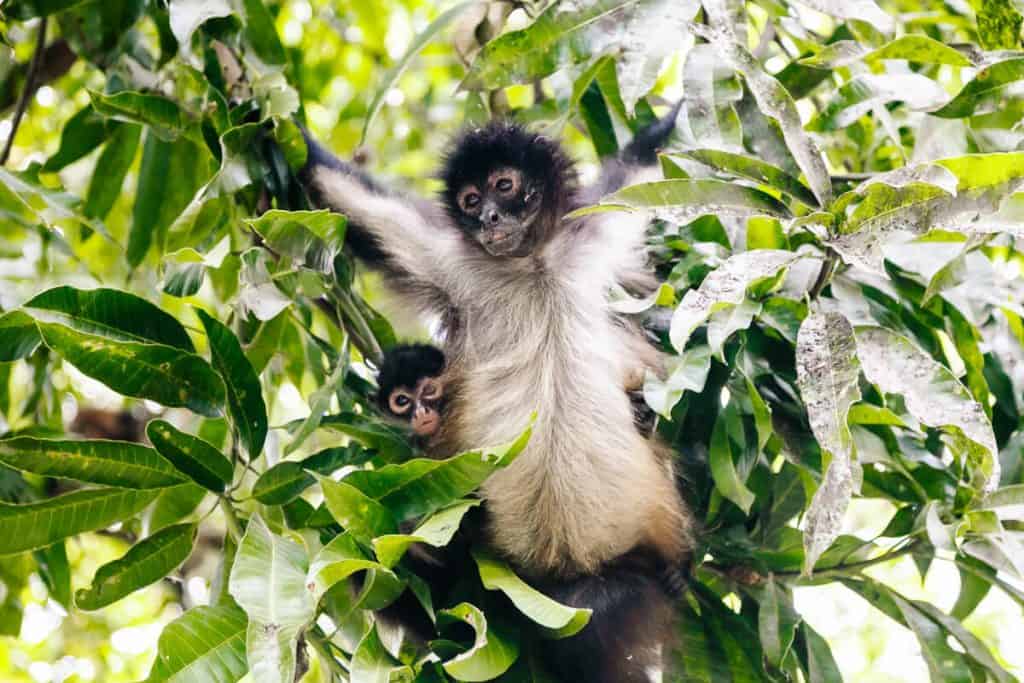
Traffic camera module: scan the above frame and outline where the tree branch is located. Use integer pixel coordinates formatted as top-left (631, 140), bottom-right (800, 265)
top-left (808, 249), bottom-right (838, 299)
top-left (1, 18), bottom-right (50, 166)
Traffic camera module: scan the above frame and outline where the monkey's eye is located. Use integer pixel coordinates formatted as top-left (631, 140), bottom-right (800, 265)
top-left (496, 177), bottom-right (514, 193)
top-left (462, 192), bottom-right (481, 211)
top-left (421, 380), bottom-right (441, 399)
top-left (389, 392), bottom-right (413, 414)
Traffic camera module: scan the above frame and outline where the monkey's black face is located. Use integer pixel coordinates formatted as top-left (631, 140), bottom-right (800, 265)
top-left (442, 122), bottom-right (576, 259)
top-left (385, 376), bottom-right (445, 437)
top-left (376, 344), bottom-right (447, 439)
top-left (453, 167), bottom-right (543, 257)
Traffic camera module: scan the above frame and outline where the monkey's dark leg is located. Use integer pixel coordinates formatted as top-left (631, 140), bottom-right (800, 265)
top-left (540, 566), bottom-right (678, 683)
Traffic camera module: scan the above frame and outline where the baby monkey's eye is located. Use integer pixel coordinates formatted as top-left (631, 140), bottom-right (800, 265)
top-left (389, 392), bottom-right (413, 414)
top-left (496, 177), bottom-right (514, 193)
top-left (461, 192), bottom-right (481, 211)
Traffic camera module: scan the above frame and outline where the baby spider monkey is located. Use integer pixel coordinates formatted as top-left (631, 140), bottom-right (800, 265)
top-left (376, 344), bottom-right (656, 443)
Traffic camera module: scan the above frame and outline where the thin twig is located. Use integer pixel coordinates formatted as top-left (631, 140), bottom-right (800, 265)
top-left (1, 17), bottom-right (48, 166)
top-left (218, 496), bottom-right (244, 543)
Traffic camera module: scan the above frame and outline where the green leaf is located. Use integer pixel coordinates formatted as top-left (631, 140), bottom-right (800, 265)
top-left (144, 604), bottom-right (247, 682)
top-left (252, 461), bottom-right (313, 506)
top-left (351, 625), bottom-right (410, 683)
top-left (676, 149), bottom-right (819, 208)
top-left (196, 309), bottom-right (267, 459)
top-left (148, 482), bottom-right (207, 533)
top-left (339, 428), bottom-right (531, 521)
top-left (670, 249), bottom-right (801, 352)
top-left (572, 178), bottom-right (791, 223)
top-left (802, 622), bottom-right (842, 683)
top-left (0, 488), bottom-right (159, 555)
top-left (855, 326), bottom-right (999, 495)
top-left (84, 122), bottom-right (141, 220)
top-left (800, 36), bottom-right (973, 68)
top-left (934, 58), bottom-right (1024, 118)
top-left (246, 209), bottom-right (348, 273)
top-left (6, 0), bottom-right (92, 19)
top-left (643, 344), bottom-right (712, 418)
top-left (228, 514), bottom-right (315, 683)
top-left (129, 133), bottom-right (216, 267)
top-left (34, 322), bottom-right (224, 417)
top-left (25, 286), bottom-right (195, 350)
top-left (809, 74), bottom-right (948, 132)
top-left (146, 420), bottom-right (233, 492)
top-left (757, 578), bottom-right (801, 667)
top-left (362, 1), bottom-right (477, 141)
top-left (0, 437), bottom-right (184, 489)
top-left (42, 105), bottom-right (115, 172)
top-left (373, 499), bottom-right (480, 567)
top-left (89, 90), bottom-right (194, 142)
top-left (710, 404), bottom-right (756, 514)
top-left (316, 412), bottom-right (414, 463)
top-left (320, 477), bottom-right (398, 543)
top-left (465, 0), bottom-right (639, 89)
top-left (697, 2), bottom-right (833, 206)
top-left (796, 310), bottom-right (861, 575)
top-left (473, 549), bottom-right (591, 638)
top-left (76, 523), bottom-right (196, 610)
top-left (306, 532), bottom-right (404, 607)
top-left (241, 0), bottom-right (286, 64)
top-left (440, 602), bottom-right (519, 681)
top-left (0, 310), bottom-right (41, 361)
top-left (974, 0), bottom-right (1023, 50)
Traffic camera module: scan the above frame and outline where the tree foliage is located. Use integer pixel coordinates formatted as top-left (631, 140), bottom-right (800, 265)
top-left (0, 0), bottom-right (1023, 681)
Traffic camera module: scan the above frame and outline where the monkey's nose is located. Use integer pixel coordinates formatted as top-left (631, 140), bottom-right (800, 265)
top-left (486, 209), bottom-right (500, 225)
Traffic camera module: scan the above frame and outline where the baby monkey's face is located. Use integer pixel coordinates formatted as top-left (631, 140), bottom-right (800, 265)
top-left (387, 375), bottom-right (444, 437)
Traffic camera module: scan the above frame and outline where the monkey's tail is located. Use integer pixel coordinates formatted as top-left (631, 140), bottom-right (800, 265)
top-left (541, 565), bottom-right (681, 683)
top-left (620, 98), bottom-right (684, 165)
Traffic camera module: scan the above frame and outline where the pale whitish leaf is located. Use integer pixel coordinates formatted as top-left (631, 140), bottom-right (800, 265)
top-left (695, 2), bottom-right (832, 206)
top-left (251, 72), bottom-right (299, 120)
top-left (854, 327), bottom-right (999, 493)
top-left (791, 0), bottom-right (894, 33)
top-left (925, 503), bottom-right (956, 552)
top-left (284, 354), bottom-right (347, 456)
top-left (796, 310), bottom-right (861, 576)
top-left (912, 600), bottom-right (1016, 683)
top-left (238, 248), bottom-right (292, 322)
top-left (830, 153), bottom-right (1024, 272)
top-left (473, 549), bottom-right (591, 638)
top-left (228, 515), bottom-right (315, 683)
top-left (810, 74), bottom-right (949, 131)
top-left (608, 283), bottom-right (673, 314)
top-left (680, 44), bottom-right (743, 152)
top-left (144, 604), bottom-right (247, 682)
top-left (707, 299), bottom-right (761, 356)
top-left (572, 179), bottom-right (790, 224)
top-left (669, 249), bottom-right (801, 352)
top-left (169, 0), bottom-right (233, 53)
top-left (643, 345), bottom-right (712, 417)
top-left (616, 0), bottom-right (699, 114)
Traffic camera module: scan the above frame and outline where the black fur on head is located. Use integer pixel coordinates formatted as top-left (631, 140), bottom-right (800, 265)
top-left (375, 343), bottom-right (446, 411)
top-left (440, 121), bottom-right (577, 257)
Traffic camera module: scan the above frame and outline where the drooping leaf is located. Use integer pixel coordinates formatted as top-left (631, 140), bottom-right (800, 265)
top-left (676, 148), bottom-right (819, 208)
top-left (855, 326), bottom-right (999, 494)
top-left (245, 209), bottom-right (348, 274)
top-left (351, 625), bottom-right (411, 683)
top-left (756, 578), bottom-right (801, 667)
top-left (571, 178), bottom-right (791, 223)
top-left (228, 514), bottom-right (315, 683)
top-left (373, 499), bottom-right (481, 567)
top-left (196, 309), bottom-right (267, 459)
top-left (319, 477), bottom-right (398, 543)
top-left (144, 604), bottom-right (248, 682)
top-left (669, 249), bottom-right (801, 352)
top-left (306, 532), bottom-right (404, 607)
top-left (315, 412), bottom-right (415, 463)
top-left (0, 437), bottom-right (184, 489)
top-left (440, 602), bottom-right (520, 682)
top-left (84, 123), bottom-right (141, 220)
top-left (89, 90), bottom-right (194, 142)
top-left (0, 310), bottom-right (41, 361)
top-left (167, 0), bottom-right (233, 52)
top-left (473, 549), bottom-right (591, 638)
top-left (800, 36), bottom-right (973, 69)
top-left (796, 310), bottom-right (861, 575)
top-left (146, 420), bottom-right (234, 492)
top-left (809, 74), bottom-right (949, 131)
top-left (709, 403), bottom-right (756, 514)
top-left (0, 488), bottom-right (159, 555)
top-left (790, 0), bottom-right (895, 33)
top-left (643, 344), bottom-right (712, 417)
top-left (33, 322), bottom-right (224, 417)
top-left (76, 523), bottom-right (196, 610)
top-left (25, 286), bottom-right (195, 351)
top-left (934, 58), bottom-right (1024, 118)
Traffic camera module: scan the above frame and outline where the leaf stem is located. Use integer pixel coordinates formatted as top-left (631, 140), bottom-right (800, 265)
top-left (307, 627), bottom-right (349, 681)
top-left (219, 496), bottom-right (244, 543)
top-left (808, 249), bottom-right (838, 299)
top-left (786, 539), bottom-right (921, 582)
top-left (1, 17), bottom-right (48, 166)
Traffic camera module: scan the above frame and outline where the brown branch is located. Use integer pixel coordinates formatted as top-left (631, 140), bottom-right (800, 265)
top-left (1, 18), bottom-right (50, 165)
top-left (808, 249), bottom-right (838, 299)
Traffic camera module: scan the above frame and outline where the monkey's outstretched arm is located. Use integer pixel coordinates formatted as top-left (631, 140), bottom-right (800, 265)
top-left (300, 132), bottom-right (462, 308)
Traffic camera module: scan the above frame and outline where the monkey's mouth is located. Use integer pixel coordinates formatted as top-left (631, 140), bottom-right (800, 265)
top-left (412, 411), bottom-right (440, 436)
top-left (481, 229), bottom-right (530, 257)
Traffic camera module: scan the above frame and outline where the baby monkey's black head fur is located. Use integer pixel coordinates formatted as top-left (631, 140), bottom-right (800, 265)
top-left (441, 122), bottom-right (577, 258)
top-left (376, 344), bottom-right (447, 438)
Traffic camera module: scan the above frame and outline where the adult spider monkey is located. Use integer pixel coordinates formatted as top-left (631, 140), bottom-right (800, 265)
top-left (302, 103), bottom-right (692, 682)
